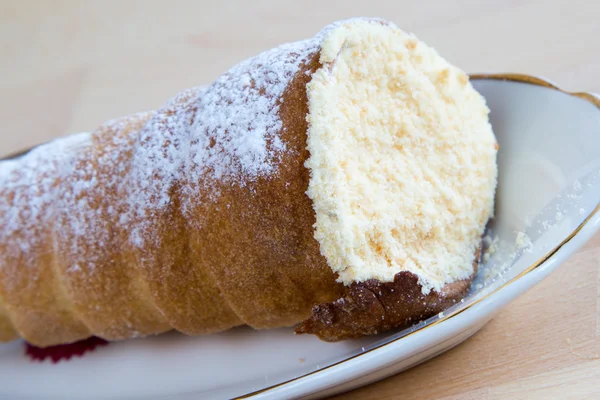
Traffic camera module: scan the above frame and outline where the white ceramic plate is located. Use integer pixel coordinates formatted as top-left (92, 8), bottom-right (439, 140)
top-left (0, 75), bottom-right (598, 400)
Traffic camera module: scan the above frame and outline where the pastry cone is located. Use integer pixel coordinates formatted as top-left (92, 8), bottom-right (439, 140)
top-left (0, 18), bottom-right (497, 347)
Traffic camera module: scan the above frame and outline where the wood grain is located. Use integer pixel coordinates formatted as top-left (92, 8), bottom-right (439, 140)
top-left (0, 0), bottom-right (598, 398)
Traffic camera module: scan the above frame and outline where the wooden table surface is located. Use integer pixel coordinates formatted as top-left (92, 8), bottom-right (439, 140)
top-left (1, 1), bottom-right (599, 398)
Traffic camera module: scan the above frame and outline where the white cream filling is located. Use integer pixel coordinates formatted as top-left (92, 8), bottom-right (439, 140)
top-left (305, 20), bottom-right (498, 293)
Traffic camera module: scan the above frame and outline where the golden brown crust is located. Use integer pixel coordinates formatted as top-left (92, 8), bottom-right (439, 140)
top-left (119, 94), bottom-right (242, 336)
top-left (54, 114), bottom-right (172, 341)
top-left (185, 51), bottom-right (345, 329)
top-left (0, 152), bottom-right (92, 346)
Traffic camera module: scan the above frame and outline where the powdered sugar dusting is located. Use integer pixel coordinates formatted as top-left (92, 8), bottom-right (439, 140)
top-left (0, 18), bottom-right (372, 260)
top-left (0, 133), bottom-right (91, 263)
top-left (56, 113), bottom-right (152, 272)
top-left (126, 31), bottom-right (331, 245)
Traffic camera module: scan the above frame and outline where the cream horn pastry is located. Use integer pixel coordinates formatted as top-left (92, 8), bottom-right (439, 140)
top-left (0, 18), bottom-right (497, 346)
